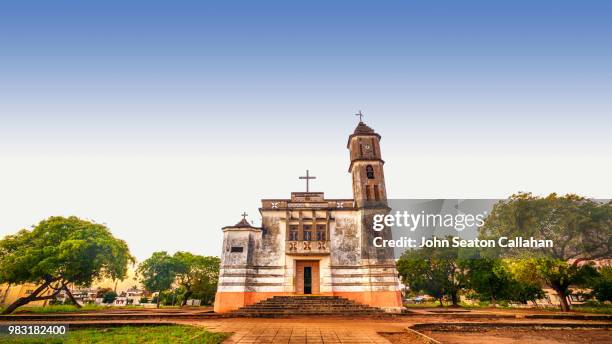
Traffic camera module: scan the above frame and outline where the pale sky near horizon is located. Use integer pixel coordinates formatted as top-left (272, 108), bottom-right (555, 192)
top-left (1, 1), bottom-right (611, 260)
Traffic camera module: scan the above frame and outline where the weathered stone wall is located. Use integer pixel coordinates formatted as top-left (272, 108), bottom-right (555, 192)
top-left (330, 211), bottom-right (361, 266)
top-left (360, 208), bottom-right (395, 261)
top-left (217, 211), bottom-right (288, 295)
top-left (220, 230), bottom-right (257, 267)
top-left (217, 224), bottom-right (284, 294)
top-left (257, 212), bottom-right (284, 267)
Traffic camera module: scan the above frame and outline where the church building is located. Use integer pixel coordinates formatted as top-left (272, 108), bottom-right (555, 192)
top-left (214, 118), bottom-right (403, 313)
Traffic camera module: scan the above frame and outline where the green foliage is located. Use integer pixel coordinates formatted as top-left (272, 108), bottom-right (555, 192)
top-left (137, 251), bottom-right (220, 307)
top-left (95, 287), bottom-right (113, 298)
top-left (479, 193), bottom-right (610, 311)
top-left (2, 325), bottom-right (229, 344)
top-left (480, 193), bottom-right (611, 260)
top-left (463, 256), bottom-right (545, 305)
top-left (0, 216), bottom-right (133, 286)
top-left (11, 304), bottom-right (108, 314)
top-left (591, 266), bottom-right (612, 302)
top-left (156, 289), bottom-right (181, 306)
top-left (102, 291), bottom-right (118, 304)
top-left (504, 279), bottom-right (545, 304)
top-left (137, 251), bottom-right (181, 295)
top-left (534, 258), bottom-right (597, 290)
top-left (173, 252), bottom-right (220, 305)
top-left (0, 216), bottom-right (134, 314)
top-left (511, 257), bottom-right (598, 311)
top-left (571, 304), bottom-right (612, 314)
top-left (397, 240), bottom-right (467, 306)
top-left (462, 257), bottom-right (512, 305)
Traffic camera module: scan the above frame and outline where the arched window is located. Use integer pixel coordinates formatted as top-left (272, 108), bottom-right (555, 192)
top-left (366, 165), bottom-right (375, 179)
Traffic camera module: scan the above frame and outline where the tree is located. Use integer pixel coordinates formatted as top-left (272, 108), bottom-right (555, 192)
top-left (173, 252), bottom-right (220, 306)
top-left (480, 193), bottom-right (611, 311)
top-left (505, 279), bottom-right (545, 305)
top-left (397, 250), bottom-right (445, 305)
top-left (397, 240), bottom-right (467, 306)
top-left (500, 261), bottom-right (545, 305)
top-left (462, 258), bottom-right (513, 307)
top-left (481, 193), bottom-right (611, 261)
top-left (512, 258), bottom-right (597, 311)
top-left (102, 291), bottom-right (118, 304)
top-left (0, 216), bottom-right (133, 314)
top-left (189, 257), bottom-right (220, 305)
top-left (461, 253), bottom-right (546, 307)
top-left (590, 266), bottom-right (612, 303)
top-left (95, 287), bottom-right (113, 298)
top-left (137, 251), bottom-right (181, 308)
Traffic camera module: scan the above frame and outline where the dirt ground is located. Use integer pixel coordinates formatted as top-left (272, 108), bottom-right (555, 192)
top-left (379, 331), bottom-right (429, 344)
top-left (2, 310), bottom-right (610, 343)
top-left (382, 328), bottom-right (612, 344)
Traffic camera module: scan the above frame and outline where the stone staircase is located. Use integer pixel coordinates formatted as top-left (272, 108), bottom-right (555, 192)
top-left (230, 295), bottom-right (388, 317)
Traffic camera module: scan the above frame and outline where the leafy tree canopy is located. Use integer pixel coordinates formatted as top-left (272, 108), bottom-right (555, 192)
top-left (0, 216), bottom-right (133, 314)
top-left (511, 257), bottom-right (597, 311)
top-left (137, 251), bottom-right (182, 307)
top-left (462, 257), bottom-right (513, 306)
top-left (480, 193), bottom-right (611, 260)
top-left (397, 240), bottom-right (467, 306)
top-left (591, 266), bottom-right (612, 303)
top-left (480, 193), bottom-right (610, 311)
top-left (463, 256), bottom-right (544, 306)
top-left (173, 252), bottom-right (220, 305)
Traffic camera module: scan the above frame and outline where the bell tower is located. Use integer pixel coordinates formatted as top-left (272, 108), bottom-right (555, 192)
top-left (347, 115), bottom-right (387, 208)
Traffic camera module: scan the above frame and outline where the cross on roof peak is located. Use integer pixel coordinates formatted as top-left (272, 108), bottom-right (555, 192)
top-left (298, 170), bottom-right (316, 192)
top-left (355, 110), bottom-right (364, 122)
top-left (241, 212), bottom-right (248, 220)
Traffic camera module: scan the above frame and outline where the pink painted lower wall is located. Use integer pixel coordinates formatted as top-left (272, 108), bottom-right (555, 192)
top-left (214, 290), bottom-right (402, 313)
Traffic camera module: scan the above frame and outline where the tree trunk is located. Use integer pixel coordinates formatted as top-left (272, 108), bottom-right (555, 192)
top-left (450, 292), bottom-right (459, 307)
top-left (62, 285), bottom-right (82, 308)
top-left (1, 279), bottom-right (60, 314)
top-left (2, 293), bottom-right (40, 315)
top-left (181, 291), bottom-right (193, 307)
top-left (557, 289), bottom-right (571, 312)
top-left (156, 291), bottom-right (162, 308)
top-left (491, 295), bottom-right (497, 308)
top-left (0, 283), bottom-right (11, 305)
top-left (438, 297), bottom-right (444, 307)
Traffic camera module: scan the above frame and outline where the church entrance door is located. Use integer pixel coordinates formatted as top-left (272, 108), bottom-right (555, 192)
top-left (295, 260), bottom-right (319, 294)
top-left (304, 267), bottom-right (312, 294)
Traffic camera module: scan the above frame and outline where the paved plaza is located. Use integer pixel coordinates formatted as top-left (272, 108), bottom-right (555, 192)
top-left (177, 313), bottom-right (611, 344)
top-left (2, 309), bottom-right (610, 343)
top-left (196, 318), bottom-right (404, 343)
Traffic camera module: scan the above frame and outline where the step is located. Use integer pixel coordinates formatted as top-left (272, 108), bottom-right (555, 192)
top-left (229, 295), bottom-right (387, 317)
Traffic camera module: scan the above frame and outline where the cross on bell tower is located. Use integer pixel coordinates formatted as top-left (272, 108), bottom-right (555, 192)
top-left (241, 212), bottom-right (248, 220)
top-left (355, 110), bottom-right (364, 123)
top-left (299, 170), bottom-right (316, 192)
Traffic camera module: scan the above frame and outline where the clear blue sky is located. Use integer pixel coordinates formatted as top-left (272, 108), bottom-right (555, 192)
top-left (0, 1), bottom-right (610, 259)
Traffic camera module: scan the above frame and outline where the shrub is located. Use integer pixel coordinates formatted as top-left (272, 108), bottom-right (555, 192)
top-left (102, 291), bottom-right (118, 304)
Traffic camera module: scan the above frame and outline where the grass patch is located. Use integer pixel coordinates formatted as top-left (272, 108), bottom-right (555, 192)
top-left (403, 302), bottom-right (441, 308)
top-left (1, 304), bottom-right (210, 315)
top-left (1, 325), bottom-right (230, 344)
top-left (10, 304), bottom-right (110, 314)
top-left (404, 302), bottom-right (612, 314)
top-left (571, 305), bottom-right (612, 314)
